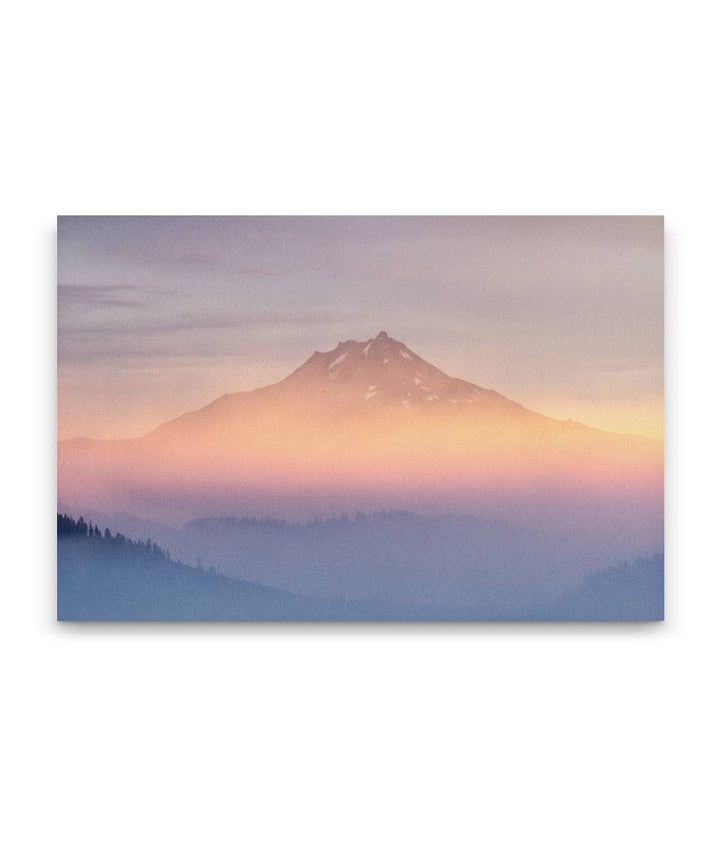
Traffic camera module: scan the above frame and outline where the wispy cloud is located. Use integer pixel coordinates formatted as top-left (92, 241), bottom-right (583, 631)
top-left (58, 284), bottom-right (176, 309)
top-left (59, 306), bottom-right (363, 337)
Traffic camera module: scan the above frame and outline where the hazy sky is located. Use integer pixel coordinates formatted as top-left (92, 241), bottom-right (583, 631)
top-left (58, 216), bottom-right (663, 440)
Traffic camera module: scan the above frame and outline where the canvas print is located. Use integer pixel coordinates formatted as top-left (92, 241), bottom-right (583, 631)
top-left (57, 216), bottom-right (664, 621)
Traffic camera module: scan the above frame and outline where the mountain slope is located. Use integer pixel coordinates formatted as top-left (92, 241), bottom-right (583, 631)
top-left (523, 554), bottom-right (664, 621)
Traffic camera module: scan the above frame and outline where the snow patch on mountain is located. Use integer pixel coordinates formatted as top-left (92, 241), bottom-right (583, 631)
top-left (329, 351), bottom-right (348, 370)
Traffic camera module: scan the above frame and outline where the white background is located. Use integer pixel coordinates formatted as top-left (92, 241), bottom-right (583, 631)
top-left (2, 1), bottom-right (718, 854)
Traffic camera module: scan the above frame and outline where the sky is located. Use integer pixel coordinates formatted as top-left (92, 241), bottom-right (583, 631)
top-left (58, 216), bottom-right (663, 440)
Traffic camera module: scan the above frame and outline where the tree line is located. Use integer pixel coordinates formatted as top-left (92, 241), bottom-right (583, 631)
top-left (57, 513), bottom-right (171, 562)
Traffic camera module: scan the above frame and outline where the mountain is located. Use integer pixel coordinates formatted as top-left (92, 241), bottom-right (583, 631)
top-left (58, 332), bottom-right (663, 558)
top-left (148, 331), bottom-right (532, 440)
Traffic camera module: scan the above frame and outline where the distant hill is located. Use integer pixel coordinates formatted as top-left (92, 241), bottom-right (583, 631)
top-left (524, 554), bottom-right (664, 621)
top-left (164, 511), bottom-right (600, 610)
top-left (57, 514), bottom-right (663, 621)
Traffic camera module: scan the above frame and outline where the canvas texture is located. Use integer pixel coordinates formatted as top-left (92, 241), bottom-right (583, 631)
top-left (57, 216), bottom-right (664, 621)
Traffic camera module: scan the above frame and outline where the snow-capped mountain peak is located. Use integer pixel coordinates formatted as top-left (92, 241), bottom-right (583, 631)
top-left (283, 331), bottom-right (521, 412)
